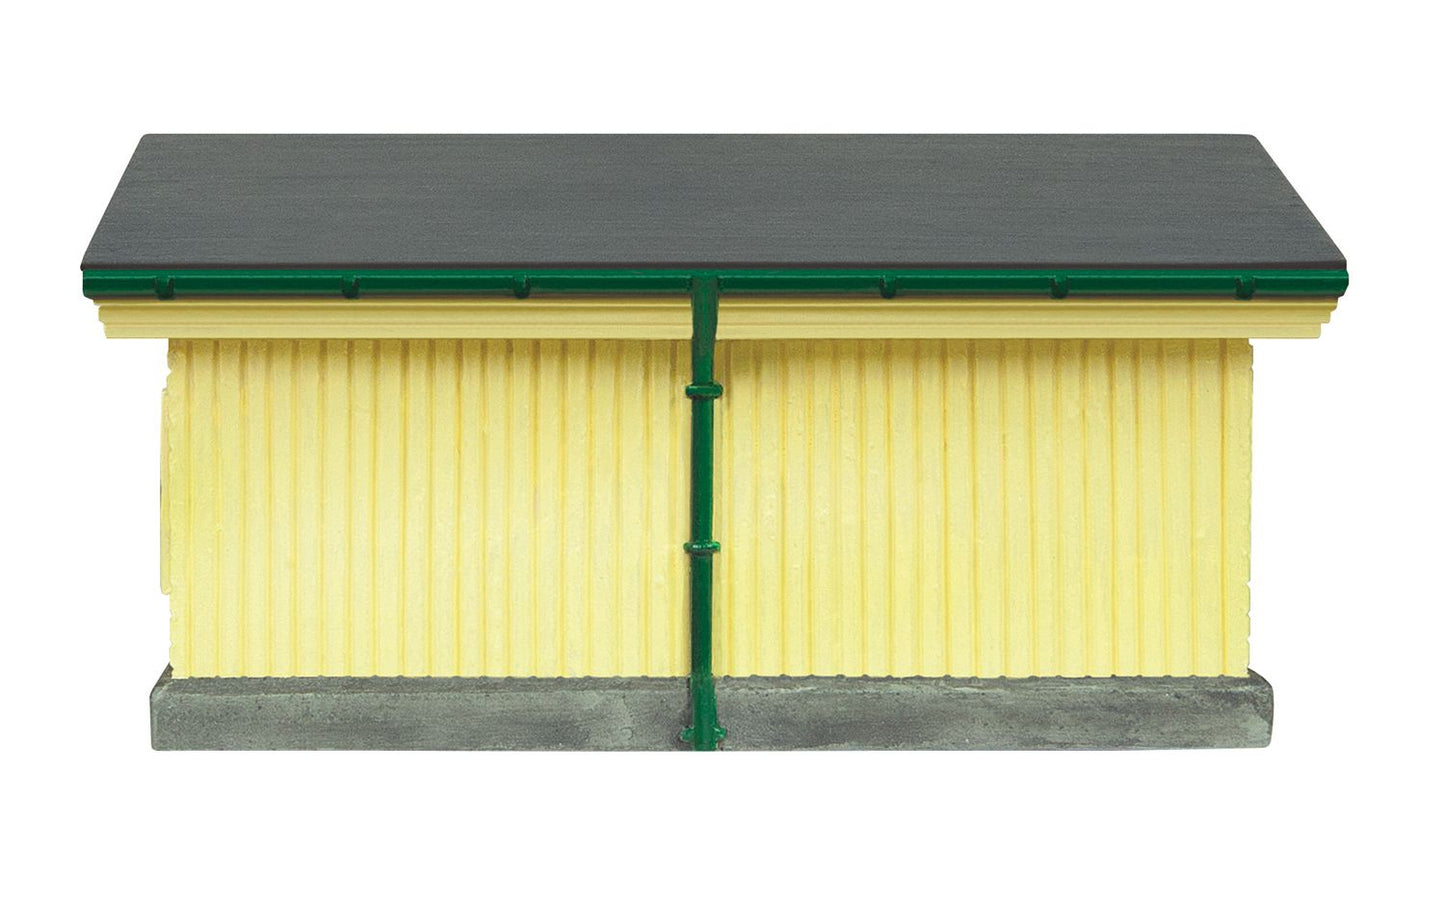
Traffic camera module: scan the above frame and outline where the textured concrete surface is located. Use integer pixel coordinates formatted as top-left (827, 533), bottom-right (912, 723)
top-left (151, 668), bottom-right (1272, 750)
top-left (150, 668), bottom-right (689, 750)
top-left (716, 673), bottom-right (1274, 750)
top-left (86, 135), bottom-right (1343, 271)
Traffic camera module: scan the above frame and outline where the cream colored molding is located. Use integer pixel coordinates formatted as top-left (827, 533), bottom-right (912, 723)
top-left (718, 297), bottom-right (1336, 339)
top-left (98, 298), bottom-right (693, 340)
top-left (97, 296), bottom-right (1336, 340)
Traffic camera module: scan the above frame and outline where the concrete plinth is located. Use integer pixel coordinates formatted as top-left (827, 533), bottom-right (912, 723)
top-left (150, 668), bottom-right (1272, 750)
top-left (150, 668), bottom-right (689, 750)
top-left (715, 673), bottom-right (1273, 750)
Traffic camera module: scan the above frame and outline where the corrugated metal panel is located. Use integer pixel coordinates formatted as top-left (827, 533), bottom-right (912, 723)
top-left (163, 339), bottom-right (690, 678)
top-left (713, 339), bottom-right (1252, 678)
top-left (163, 337), bottom-right (1252, 680)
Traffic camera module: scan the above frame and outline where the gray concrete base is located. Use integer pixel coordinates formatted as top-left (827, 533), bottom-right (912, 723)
top-left (150, 668), bottom-right (689, 750)
top-left (716, 673), bottom-right (1273, 750)
top-left (150, 667), bottom-right (1272, 750)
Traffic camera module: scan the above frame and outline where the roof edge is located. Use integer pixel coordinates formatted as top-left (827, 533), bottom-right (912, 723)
top-left (83, 268), bottom-right (1349, 301)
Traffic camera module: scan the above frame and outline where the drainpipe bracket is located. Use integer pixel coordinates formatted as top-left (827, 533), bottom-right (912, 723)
top-left (685, 381), bottom-right (724, 400)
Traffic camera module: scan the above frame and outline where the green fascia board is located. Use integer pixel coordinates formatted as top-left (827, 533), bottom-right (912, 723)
top-left (82, 268), bottom-right (1349, 301)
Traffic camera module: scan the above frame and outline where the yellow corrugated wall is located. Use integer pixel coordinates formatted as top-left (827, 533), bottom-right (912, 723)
top-left (712, 339), bottom-right (1252, 678)
top-left (162, 337), bottom-right (1252, 679)
top-left (162, 339), bottom-right (691, 678)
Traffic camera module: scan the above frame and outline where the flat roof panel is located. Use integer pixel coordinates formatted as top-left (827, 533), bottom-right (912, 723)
top-left (81, 134), bottom-right (1345, 271)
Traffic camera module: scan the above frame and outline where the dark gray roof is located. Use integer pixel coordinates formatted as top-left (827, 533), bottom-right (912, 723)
top-left (82, 134), bottom-right (1344, 271)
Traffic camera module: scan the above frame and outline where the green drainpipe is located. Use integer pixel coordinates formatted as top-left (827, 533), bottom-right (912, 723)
top-left (681, 275), bottom-right (725, 751)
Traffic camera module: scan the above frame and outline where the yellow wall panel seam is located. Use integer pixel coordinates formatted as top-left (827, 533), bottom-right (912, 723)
top-left (1188, 343), bottom-right (1199, 674)
top-left (1079, 342), bottom-right (1091, 675)
top-left (238, 343), bottom-right (249, 673)
top-left (1132, 344), bottom-right (1144, 671)
top-left (1053, 342), bottom-right (1068, 674)
top-left (210, 343), bottom-right (222, 674)
top-left (318, 342), bottom-right (329, 675)
top-left (968, 346), bottom-right (981, 675)
top-left (160, 359), bottom-right (171, 599)
top-left (263, 344), bottom-right (274, 675)
top-left (1158, 341), bottom-right (1172, 674)
top-left (1028, 345), bottom-right (1040, 675)
top-left (1107, 346), bottom-right (1119, 676)
top-left (1222, 340), bottom-right (1253, 675)
top-left (1219, 340), bottom-right (1229, 671)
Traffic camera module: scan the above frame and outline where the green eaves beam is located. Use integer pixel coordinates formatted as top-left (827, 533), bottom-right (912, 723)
top-left (82, 268), bottom-right (1348, 300)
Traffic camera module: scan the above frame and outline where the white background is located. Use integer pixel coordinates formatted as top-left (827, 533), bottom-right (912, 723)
top-left (4, 1), bottom-right (1441, 900)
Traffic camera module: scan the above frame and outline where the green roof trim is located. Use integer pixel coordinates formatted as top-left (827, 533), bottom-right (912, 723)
top-left (83, 268), bottom-right (1349, 301)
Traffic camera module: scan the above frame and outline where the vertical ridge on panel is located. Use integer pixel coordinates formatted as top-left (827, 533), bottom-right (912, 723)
top-left (837, 341), bottom-right (865, 676)
top-left (755, 342), bottom-right (784, 674)
top-left (808, 340), bottom-right (840, 674)
top-left (913, 341), bottom-right (945, 675)
top-left (1082, 340), bottom-right (1114, 676)
top-left (885, 341), bottom-right (914, 673)
top-left (860, 340), bottom-right (890, 675)
top-left (1191, 340), bottom-right (1226, 675)
top-left (400, 341), bottom-right (428, 675)
top-left (188, 340), bottom-right (219, 677)
top-left (534, 340), bottom-right (563, 677)
top-left (711, 342), bottom-right (730, 671)
top-left (241, 341), bottom-right (270, 675)
top-left (809, 340), bottom-right (832, 672)
top-left (320, 341), bottom-right (350, 674)
top-left (1054, 340), bottom-right (1086, 677)
top-left (580, 341), bottom-right (598, 675)
top-left (349, 341), bottom-right (377, 676)
top-left (1110, 342), bottom-right (1142, 676)
top-left (972, 340), bottom-right (1005, 677)
top-left (215, 341), bottom-right (243, 676)
top-left (559, 341), bottom-right (588, 676)
top-left (373, 341), bottom-right (403, 676)
top-left (647, 342), bottom-right (680, 676)
top-left (430, 340), bottom-right (460, 675)
top-left (1029, 341), bottom-right (1060, 676)
top-left (672, 339), bottom-right (691, 672)
top-left (618, 342), bottom-right (646, 675)
top-left (553, 340), bottom-right (572, 676)
top-left (1161, 340), bottom-right (1195, 675)
top-left (160, 357), bottom-right (171, 599)
top-left (164, 342), bottom-right (188, 676)
top-left (1223, 340), bottom-right (1253, 676)
top-left (512, 341), bottom-right (538, 675)
top-left (481, 339), bottom-right (508, 675)
top-left (781, 340), bottom-right (809, 674)
top-left (291, 341), bottom-right (322, 674)
top-left (714, 342), bottom-right (736, 672)
top-left (272, 340), bottom-right (298, 676)
top-left (725, 341), bottom-right (762, 676)
top-left (1002, 341), bottom-right (1034, 677)
top-left (942, 341), bottom-right (974, 675)
top-left (588, 341), bottom-right (617, 675)
top-left (1136, 341), bottom-right (1168, 675)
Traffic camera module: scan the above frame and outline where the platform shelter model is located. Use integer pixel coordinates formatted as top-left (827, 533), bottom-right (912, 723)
top-left (81, 134), bottom-right (1346, 749)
